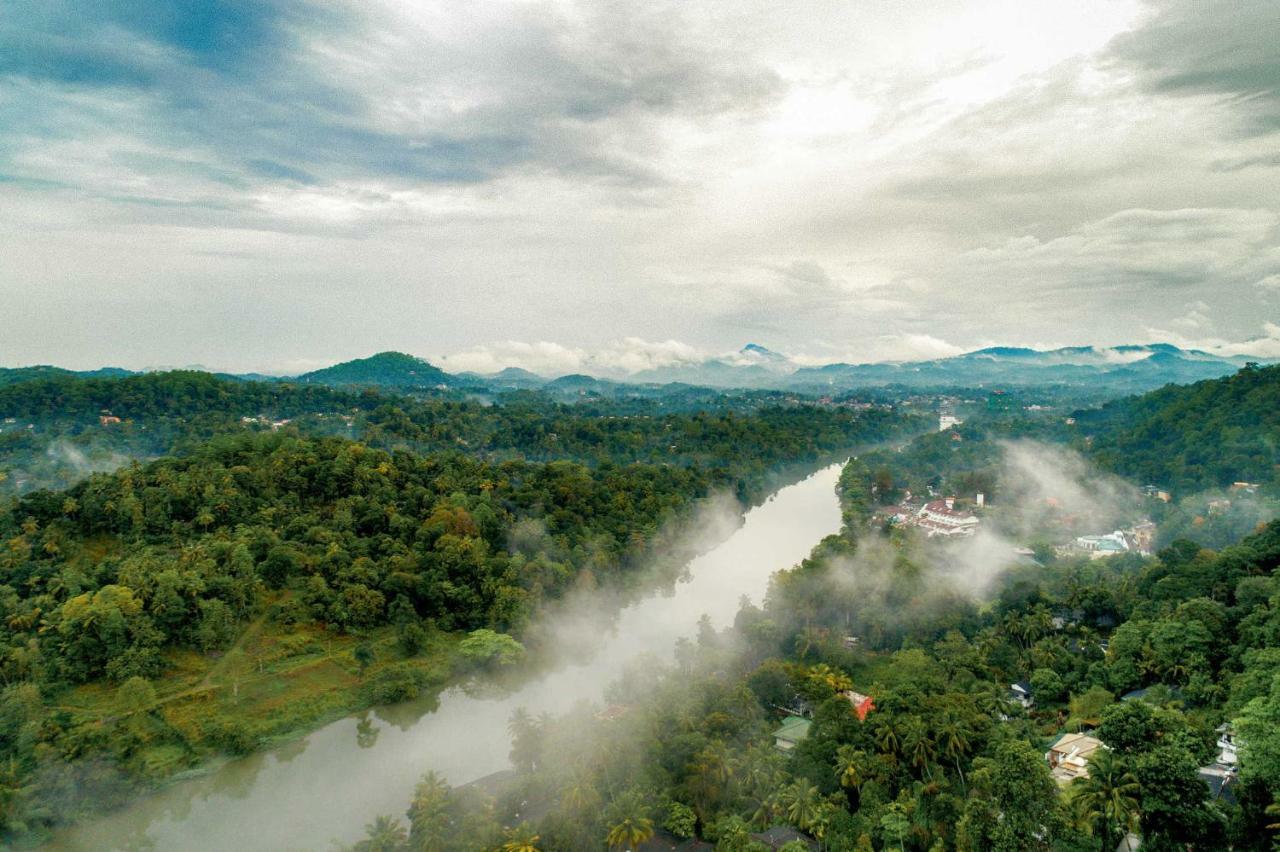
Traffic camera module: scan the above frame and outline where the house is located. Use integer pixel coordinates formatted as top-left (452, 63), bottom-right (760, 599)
top-left (99, 414), bottom-right (122, 426)
top-left (1046, 733), bottom-right (1105, 783)
top-left (938, 414), bottom-right (963, 431)
top-left (1216, 723), bottom-right (1238, 764)
top-left (1008, 681), bottom-right (1034, 709)
top-left (773, 716), bottom-right (812, 752)
top-left (841, 690), bottom-right (875, 721)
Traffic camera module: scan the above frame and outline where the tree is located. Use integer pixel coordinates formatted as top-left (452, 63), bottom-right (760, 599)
top-left (961, 740), bottom-right (1060, 851)
top-left (501, 824), bottom-right (541, 852)
top-left (835, 745), bottom-right (871, 801)
top-left (880, 802), bottom-right (910, 852)
top-left (1097, 701), bottom-right (1158, 756)
top-left (1236, 673), bottom-right (1280, 796)
top-left (605, 811), bottom-right (654, 850)
top-left (457, 630), bottom-right (525, 668)
top-left (407, 771), bottom-right (453, 851)
top-left (355, 815), bottom-right (408, 852)
top-left (780, 779), bottom-right (823, 833)
top-left (354, 643), bottom-right (375, 675)
top-left (1030, 668), bottom-right (1066, 704)
top-left (1133, 746), bottom-right (1225, 849)
top-left (1074, 749), bottom-right (1140, 852)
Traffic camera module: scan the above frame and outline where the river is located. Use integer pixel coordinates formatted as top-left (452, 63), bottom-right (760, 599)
top-left (47, 462), bottom-right (845, 851)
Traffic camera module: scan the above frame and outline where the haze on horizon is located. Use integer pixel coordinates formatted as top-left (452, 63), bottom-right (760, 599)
top-left (2, 0), bottom-right (1278, 375)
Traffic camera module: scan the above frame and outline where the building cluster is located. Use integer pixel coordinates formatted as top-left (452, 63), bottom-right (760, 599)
top-left (772, 686), bottom-right (875, 751)
top-left (878, 495), bottom-right (983, 538)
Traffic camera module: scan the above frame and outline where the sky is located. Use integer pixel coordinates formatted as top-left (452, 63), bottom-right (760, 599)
top-left (1, 0), bottom-right (1278, 375)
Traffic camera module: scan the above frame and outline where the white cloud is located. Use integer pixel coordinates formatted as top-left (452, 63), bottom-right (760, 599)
top-left (0, 0), bottom-right (1278, 368)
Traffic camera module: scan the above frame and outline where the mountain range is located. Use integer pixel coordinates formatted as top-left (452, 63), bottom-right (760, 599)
top-left (1, 343), bottom-right (1268, 396)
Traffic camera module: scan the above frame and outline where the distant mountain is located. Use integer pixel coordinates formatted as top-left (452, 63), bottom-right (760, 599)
top-left (786, 344), bottom-right (1264, 393)
top-left (459, 366), bottom-right (548, 390)
top-left (294, 352), bottom-right (456, 389)
top-left (629, 344), bottom-right (797, 388)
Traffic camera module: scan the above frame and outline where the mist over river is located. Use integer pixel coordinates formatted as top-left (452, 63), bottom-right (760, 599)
top-left (48, 463), bottom-right (845, 851)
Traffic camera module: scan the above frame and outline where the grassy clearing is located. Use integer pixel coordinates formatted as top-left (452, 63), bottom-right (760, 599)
top-left (52, 609), bottom-right (462, 784)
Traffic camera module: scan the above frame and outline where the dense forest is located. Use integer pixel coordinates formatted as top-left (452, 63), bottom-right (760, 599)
top-left (340, 444), bottom-right (1280, 851)
top-left (0, 370), bottom-right (912, 497)
top-left (0, 384), bottom-right (908, 840)
top-left (1073, 362), bottom-right (1280, 494)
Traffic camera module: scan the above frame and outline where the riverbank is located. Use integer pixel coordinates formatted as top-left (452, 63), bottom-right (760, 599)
top-left (42, 463), bottom-right (847, 851)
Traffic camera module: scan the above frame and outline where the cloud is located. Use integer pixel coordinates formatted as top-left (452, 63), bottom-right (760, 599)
top-left (1142, 321), bottom-right (1280, 359)
top-left (0, 0), bottom-right (782, 215)
top-left (1108, 0), bottom-right (1280, 135)
top-left (435, 337), bottom-right (709, 377)
top-left (0, 0), bottom-right (1278, 369)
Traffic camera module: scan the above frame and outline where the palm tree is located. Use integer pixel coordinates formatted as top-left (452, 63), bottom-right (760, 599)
top-left (835, 745), bottom-right (870, 793)
top-left (1074, 750), bottom-right (1141, 852)
top-left (875, 718), bottom-right (902, 761)
top-left (937, 713), bottom-right (972, 792)
top-left (407, 771), bottom-right (452, 851)
top-left (781, 779), bottom-right (823, 833)
top-left (900, 716), bottom-right (937, 781)
top-left (357, 815), bottom-right (408, 852)
top-left (501, 824), bottom-right (541, 852)
top-left (605, 813), bottom-right (655, 850)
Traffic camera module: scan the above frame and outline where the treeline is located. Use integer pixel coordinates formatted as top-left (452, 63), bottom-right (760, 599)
top-left (1074, 362), bottom-right (1280, 494)
top-left (0, 371), bottom-right (914, 497)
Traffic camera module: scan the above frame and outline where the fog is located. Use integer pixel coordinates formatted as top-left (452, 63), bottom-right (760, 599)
top-left (46, 464), bottom-right (846, 851)
top-left (804, 441), bottom-right (1150, 644)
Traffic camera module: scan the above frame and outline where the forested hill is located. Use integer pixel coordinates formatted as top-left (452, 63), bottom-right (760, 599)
top-left (294, 351), bottom-right (458, 389)
top-left (1073, 362), bottom-right (1280, 493)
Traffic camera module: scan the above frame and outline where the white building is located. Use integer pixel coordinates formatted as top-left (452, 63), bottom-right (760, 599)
top-left (938, 414), bottom-right (963, 431)
top-left (913, 498), bottom-right (980, 537)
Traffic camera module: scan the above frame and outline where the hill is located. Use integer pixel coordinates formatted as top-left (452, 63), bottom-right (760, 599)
top-left (1074, 362), bottom-right (1280, 493)
top-left (294, 351), bottom-right (456, 389)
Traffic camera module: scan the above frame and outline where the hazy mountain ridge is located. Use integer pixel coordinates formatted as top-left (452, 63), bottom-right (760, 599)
top-left (1, 343), bottom-right (1268, 396)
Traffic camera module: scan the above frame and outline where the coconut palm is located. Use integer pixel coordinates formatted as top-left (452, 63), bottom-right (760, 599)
top-left (781, 779), bottom-right (823, 833)
top-left (407, 771), bottom-right (452, 851)
top-left (357, 815), bottom-right (408, 852)
top-left (1074, 750), bottom-right (1141, 852)
top-left (875, 718), bottom-right (902, 760)
top-left (605, 813), bottom-right (654, 850)
top-left (936, 713), bottom-right (973, 792)
top-left (900, 716), bottom-right (937, 781)
top-left (835, 745), bottom-right (871, 793)
top-left (501, 824), bottom-right (541, 852)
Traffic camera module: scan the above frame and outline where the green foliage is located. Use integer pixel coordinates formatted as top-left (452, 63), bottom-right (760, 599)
top-left (1076, 362), bottom-right (1280, 494)
top-left (457, 630), bottom-right (524, 668)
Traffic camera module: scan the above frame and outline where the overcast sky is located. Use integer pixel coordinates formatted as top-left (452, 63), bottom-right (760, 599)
top-left (1, 0), bottom-right (1278, 374)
